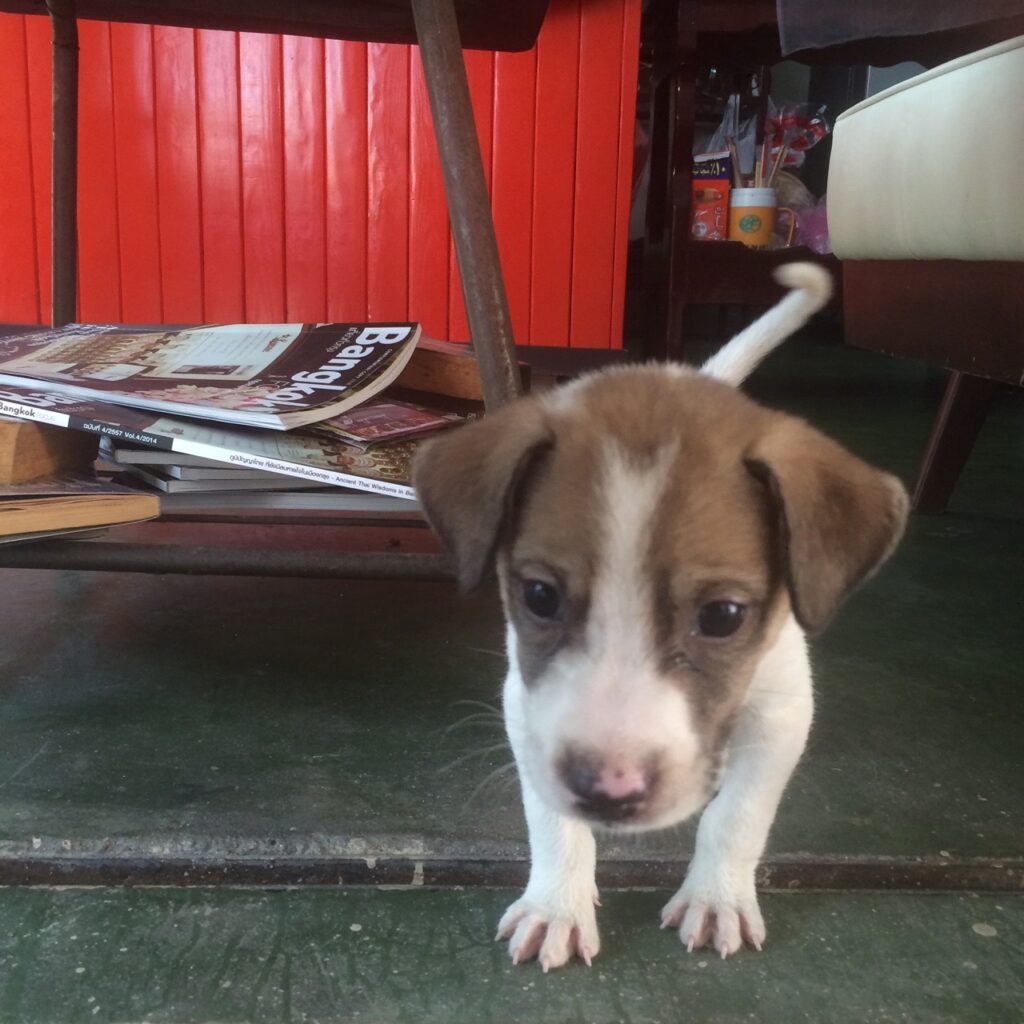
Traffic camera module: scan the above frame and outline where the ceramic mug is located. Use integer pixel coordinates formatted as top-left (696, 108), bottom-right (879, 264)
top-left (728, 188), bottom-right (795, 248)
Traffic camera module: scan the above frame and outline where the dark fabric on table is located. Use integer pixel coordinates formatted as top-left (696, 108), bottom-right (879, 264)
top-left (777, 0), bottom-right (1024, 55)
top-left (0, 0), bottom-right (549, 51)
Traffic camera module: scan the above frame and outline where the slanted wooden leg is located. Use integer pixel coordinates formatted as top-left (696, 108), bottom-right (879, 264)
top-left (411, 0), bottom-right (521, 411)
top-left (912, 372), bottom-right (998, 515)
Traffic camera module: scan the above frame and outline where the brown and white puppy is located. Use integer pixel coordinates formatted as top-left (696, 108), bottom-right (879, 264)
top-left (413, 265), bottom-right (908, 970)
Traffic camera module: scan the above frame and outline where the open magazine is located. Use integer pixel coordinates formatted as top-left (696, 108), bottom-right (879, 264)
top-left (0, 384), bottom-right (419, 500)
top-left (0, 322), bottom-right (421, 430)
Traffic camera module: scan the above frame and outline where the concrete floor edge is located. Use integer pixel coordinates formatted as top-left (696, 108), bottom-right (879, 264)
top-left (0, 852), bottom-right (1021, 891)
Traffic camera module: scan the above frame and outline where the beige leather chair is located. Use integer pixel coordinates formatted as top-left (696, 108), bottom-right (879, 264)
top-left (827, 37), bottom-right (1024, 512)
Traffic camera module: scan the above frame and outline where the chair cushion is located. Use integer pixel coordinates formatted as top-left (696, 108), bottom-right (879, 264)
top-left (827, 35), bottom-right (1024, 260)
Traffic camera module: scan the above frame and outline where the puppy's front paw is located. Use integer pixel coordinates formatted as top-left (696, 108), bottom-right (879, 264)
top-left (660, 868), bottom-right (765, 959)
top-left (496, 890), bottom-right (600, 971)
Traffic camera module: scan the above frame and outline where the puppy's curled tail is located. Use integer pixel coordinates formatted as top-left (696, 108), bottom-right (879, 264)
top-left (699, 262), bottom-right (833, 386)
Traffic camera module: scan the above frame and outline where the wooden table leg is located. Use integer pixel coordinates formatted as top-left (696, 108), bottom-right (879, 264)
top-left (411, 0), bottom-right (521, 412)
top-left (641, 0), bottom-right (696, 362)
top-left (49, 0), bottom-right (79, 328)
top-left (912, 371), bottom-right (999, 515)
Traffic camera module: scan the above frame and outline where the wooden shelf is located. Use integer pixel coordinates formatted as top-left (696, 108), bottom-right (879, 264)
top-left (685, 241), bottom-right (841, 307)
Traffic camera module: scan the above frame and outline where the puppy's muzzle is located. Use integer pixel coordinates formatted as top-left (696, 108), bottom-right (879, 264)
top-left (559, 747), bottom-right (661, 824)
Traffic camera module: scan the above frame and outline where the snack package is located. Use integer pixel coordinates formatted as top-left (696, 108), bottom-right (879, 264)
top-left (690, 152), bottom-right (732, 241)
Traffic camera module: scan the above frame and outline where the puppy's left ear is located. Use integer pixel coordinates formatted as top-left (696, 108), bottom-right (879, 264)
top-left (412, 397), bottom-right (553, 592)
top-left (745, 418), bottom-right (909, 634)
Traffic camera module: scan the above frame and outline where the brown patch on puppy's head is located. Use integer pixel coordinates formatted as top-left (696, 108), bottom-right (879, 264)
top-left (745, 417), bottom-right (909, 633)
top-left (412, 396), bottom-right (554, 592)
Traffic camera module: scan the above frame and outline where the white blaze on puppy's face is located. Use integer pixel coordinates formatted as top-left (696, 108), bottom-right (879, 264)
top-left (508, 442), bottom-right (704, 828)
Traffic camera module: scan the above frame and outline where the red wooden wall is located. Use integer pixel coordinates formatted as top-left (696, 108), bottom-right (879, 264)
top-left (0, 0), bottom-right (640, 347)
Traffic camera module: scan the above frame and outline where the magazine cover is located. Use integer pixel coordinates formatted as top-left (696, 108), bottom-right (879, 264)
top-left (312, 398), bottom-right (462, 448)
top-left (0, 322), bottom-right (421, 430)
top-left (0, 384), bottom-right (419, 500)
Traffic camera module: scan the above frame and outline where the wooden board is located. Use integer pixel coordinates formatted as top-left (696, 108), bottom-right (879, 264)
top-left (843, 261), bottom-right (1024, 384)
top-left (0, 0), bottom-right (551, 52)
top-left (0, 421), bottom-right (99, 483)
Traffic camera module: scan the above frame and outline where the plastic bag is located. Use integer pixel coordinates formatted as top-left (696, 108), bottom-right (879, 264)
top-left (706, 94), bottom-right (759, 177)
top-left (793, 197), bottom-right (831, 254)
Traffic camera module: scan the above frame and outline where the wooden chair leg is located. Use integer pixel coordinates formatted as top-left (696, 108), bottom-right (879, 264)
top-left (912, 371), bottom-right (998, 515)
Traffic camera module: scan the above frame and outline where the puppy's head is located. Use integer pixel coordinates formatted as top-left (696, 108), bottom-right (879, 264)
top-left (414, 367), bottom-right (907, 831)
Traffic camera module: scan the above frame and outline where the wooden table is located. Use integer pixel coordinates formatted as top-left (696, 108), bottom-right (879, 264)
top-left (0, 0), bottom-right (548, 579)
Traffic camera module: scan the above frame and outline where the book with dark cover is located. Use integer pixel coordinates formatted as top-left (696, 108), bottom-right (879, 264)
top-left (163, 464), bottom-right (280, 481)
top-left (123, 466), bottom-right (326, 494)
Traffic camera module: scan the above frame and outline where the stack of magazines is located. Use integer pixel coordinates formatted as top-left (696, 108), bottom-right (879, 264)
top-left (0, 321), bottom-right (466, 515)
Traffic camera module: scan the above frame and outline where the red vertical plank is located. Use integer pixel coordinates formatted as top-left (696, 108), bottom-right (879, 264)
top-left (366, 42), bottom-right (409, 321)
top-left (610, 0), bottom-right (641, 347)
top-left (110, 22), bottom-right (164, 321)
top-left (0, 16), bottom-right (40, 324)
top-left (570, 0), bottom-right (624, 348)
top-left (195, 30), bottom-right (245, 322)
top-left (283, 35), bottom-right (327, 322)
top-left (447, 50), bottom-right (495, 342)
top-left (76, 21), bottom-right (122, 322)
top-left (530, 0), bottom-right (580, 347)
top-left (0, 9), bottom-right (637, 344)
top-left (407, 48), bottom-right (449, 340)
top-left (152, 26), bottom-right (203, 322)
top-left (24, 15), bottom-right (53, 322)
top-left (492, 47), bottom-right (537, 347)
top-left (239, 32), bottom-right (285, 321)
top-left (324, 39), bottom-right (368, 322)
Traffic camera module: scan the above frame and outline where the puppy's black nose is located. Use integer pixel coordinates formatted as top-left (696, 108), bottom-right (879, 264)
top-left (560, 750), bottom-right (651, 822)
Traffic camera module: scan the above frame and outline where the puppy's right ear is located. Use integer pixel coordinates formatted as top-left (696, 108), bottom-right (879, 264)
top-left (412, 398), bottom-right (553, 592)
top-left (745, 417), bottom-right (909, 634)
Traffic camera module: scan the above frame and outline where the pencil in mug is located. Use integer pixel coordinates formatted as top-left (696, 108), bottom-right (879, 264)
top-left (768, 144), bottom-right (790, 187)
top-left (724, 139), bottom-right (741, 189)
top-left (726, 138), bottom-right (743, 188)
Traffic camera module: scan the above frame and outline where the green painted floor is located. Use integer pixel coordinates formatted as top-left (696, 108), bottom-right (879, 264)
top-left (0, 339), bottom-right (1021, 1020)
top-left (1, 889), bottom-right (1022, 1024)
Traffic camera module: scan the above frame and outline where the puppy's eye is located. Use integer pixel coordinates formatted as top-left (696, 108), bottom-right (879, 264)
top-left (523, 579), bottom-right (561, 620)
top-left (696, 600), bottom-right (746, 638)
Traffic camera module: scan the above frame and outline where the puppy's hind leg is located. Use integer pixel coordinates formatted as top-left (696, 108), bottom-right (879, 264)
top-left (498, 672), bottom-right (600, 971)
top-left (661, 616), bottom-right (814, 959)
